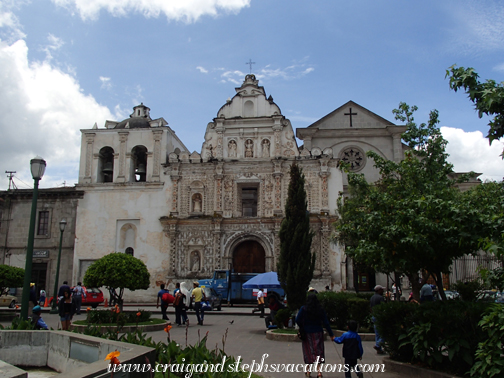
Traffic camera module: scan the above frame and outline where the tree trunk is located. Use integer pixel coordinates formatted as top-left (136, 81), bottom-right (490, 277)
top-left (434, 271), bottom-right (447, 301)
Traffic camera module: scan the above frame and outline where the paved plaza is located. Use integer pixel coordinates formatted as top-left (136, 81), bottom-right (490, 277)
top-left (2, 305), bottom-right (402, 378)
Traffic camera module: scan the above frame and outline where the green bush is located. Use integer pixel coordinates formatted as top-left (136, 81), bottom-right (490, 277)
top-left (274, 308), bottom-right (291, 329)
top-left (87, 309), bottom-right (151, 325)
top-left (347, 297), bottom-right (372, 332)
top-left (317, 291), bottom-right (372, 331)
top-left (374, 300), bottom-right (490, 376)
top-left (470, 304), bottom-right (504, 378)
top-left (453, 280), bottom-right (482, 302)
top-left (373, 301), bottom-right (416, 361)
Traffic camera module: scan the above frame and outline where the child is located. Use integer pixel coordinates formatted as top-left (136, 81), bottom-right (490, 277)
top-left (333, 320), bottom-right (364, 378)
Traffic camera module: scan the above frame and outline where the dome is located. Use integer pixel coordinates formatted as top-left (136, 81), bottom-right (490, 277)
top-left (114, 103), bottom-right (152, 129)
top-left (114, 117), bottom-right (151, 129)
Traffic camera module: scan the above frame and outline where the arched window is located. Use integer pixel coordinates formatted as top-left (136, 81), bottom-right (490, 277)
top-left (98, 147), bottom-right (114, 183)
top-left (130, 145), bottom-right (148, 182)
top-left (125, 247), bottom-right (134, 256)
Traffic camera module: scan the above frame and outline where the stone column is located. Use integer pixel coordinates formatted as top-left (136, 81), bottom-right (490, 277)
top-left (151, 130), bottom-right (163, 182)
top-left (117, 132), bottom-right (129, 183)
top-left (273, 160), bottom-right (283, 216)
top-left (214, 163), bottom-right (223, 215)
top-left (393, 133), bottom-right (403, 163)
top-left (83, 133), bottom-right (95, 183)
top-left (170, 174), bottom-right (180, 217)
top-left (319, 158), bottom-right (330, 214)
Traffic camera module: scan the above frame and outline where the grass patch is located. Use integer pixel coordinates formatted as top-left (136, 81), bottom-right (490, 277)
top-left (73, 318), bottom-right (166, 326)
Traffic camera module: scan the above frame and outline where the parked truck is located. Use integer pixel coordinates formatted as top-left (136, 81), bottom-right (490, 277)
top-left (198, 270), bottom-right (284, 305)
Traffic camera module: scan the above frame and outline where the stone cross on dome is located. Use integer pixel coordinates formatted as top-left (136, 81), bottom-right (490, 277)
top-left (245, 59), bottom-right (255, 74)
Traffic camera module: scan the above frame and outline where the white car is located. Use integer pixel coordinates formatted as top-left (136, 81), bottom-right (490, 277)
top-left (0, 294), bottom-right (17, 308)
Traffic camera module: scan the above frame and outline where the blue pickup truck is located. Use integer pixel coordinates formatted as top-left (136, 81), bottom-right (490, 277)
top-left (198, 270), bottom-right (285, 305)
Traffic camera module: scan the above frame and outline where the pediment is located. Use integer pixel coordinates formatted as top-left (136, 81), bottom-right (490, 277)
top-left (306, 101), bottom-right (395, 130)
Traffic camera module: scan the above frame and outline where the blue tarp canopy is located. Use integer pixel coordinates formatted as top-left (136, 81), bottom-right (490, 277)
top-left (242, 272), bottom-right (282, 289)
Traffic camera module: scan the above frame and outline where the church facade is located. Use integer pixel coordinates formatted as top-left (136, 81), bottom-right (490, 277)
top-left (74, 75), bottom-right (409, 301)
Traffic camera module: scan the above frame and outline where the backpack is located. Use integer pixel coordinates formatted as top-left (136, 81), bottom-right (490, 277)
top-left (162, 292), bottom-right (174, 304)
top-left (173, 291), bottom-right (183, 306)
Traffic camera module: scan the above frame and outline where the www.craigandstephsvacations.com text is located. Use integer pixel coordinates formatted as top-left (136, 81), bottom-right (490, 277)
top-left (107, 354), bottom-right (386, 377)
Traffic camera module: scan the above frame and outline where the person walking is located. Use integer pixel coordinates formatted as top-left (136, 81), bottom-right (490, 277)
top-left (192, 282), bottom-right (205, 325)
top-left (296, 293), bottom-right (334, 377)
top-left (252, 288), bottom-right (265, 317)
top-left (333, 320), bottom-right (364, 378)
top-left (420, 283), bottom-right (434, 302)
top-left (370, 284), bottom-right (385, 354)
top-left (156, 284), bottom-right (170, 321)
top-left (73, 282), bottom-right (86, 315)
top-left (173, 282), bottom-right (188, 326)
top-left (39, 288), bottom-right (46, 306)
top-left (58, 289), bottom-right (76, 331)
top-left (58, 281), bottom-right (70, 298)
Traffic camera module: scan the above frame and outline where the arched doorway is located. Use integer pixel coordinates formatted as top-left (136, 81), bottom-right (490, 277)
top-left (232, 240), bottom-right (265, 273)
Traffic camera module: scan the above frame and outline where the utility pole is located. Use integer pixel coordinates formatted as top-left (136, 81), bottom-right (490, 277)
top-left (5, 171), bottom-right (17, 190)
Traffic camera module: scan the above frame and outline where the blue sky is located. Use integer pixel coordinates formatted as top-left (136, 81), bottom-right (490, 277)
top-left (0, 0), bottom-right (503, 190)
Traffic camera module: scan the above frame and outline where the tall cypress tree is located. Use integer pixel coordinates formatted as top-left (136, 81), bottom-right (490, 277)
top-left (277, 163), bottom-right (315, 311)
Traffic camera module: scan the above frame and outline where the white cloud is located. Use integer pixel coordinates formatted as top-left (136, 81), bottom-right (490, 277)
top-left (99, 76), bottom-right (112, 90)
top-left (441, 126), bottom-right (504, 182)
top-left (0, 0), bottom-right (27, 42)
top-left (0, 39), bottom-right (115, 189)
top-left (196, 66), bottom-right (208, 74)
top-left (220, 60), bottom-right (315, 84)
top-left (493, 62), bottom-right (504, 72)
top-left (448, 1), bottom-right (504, 55)
top-left (41, 33), bottom-right (65, 61)
top-left (51, 0), bottom-right (251, 22)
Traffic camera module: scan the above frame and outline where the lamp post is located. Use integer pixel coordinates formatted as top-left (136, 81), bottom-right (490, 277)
top-left (20, 156), bottom-right (46, 320)
top-left (50, 219), bottom-right (67, 314)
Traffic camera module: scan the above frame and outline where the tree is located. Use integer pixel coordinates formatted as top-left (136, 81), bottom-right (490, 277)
top-left (334, 103), bottom-right (481, 300)
top-left (277, 163), bottom-right (315, 311)
top-left (446, 65), bottom-right (504, 158)
top-left (464, 180), bottom-right (504, 290)
top-left (0, 265), bottom-right (24, 296)
top-left (83, 253), bottom-right (150, 310)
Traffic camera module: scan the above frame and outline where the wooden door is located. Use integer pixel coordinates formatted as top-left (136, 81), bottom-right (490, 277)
top-left (233, 241), bottom-right (265, 273)
top-left (357, 272), bottom-right (370, 291)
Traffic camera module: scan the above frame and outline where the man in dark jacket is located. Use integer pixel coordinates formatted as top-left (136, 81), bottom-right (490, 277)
top-left (370, 285), bottom-right (386, 354)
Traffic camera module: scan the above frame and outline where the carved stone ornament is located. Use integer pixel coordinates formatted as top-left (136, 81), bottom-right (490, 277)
top-left (339, 146), bottom-right (366, 172)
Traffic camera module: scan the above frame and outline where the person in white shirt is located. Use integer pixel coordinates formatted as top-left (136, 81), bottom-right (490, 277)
top-left (252, 288), bottom-right (265, 318)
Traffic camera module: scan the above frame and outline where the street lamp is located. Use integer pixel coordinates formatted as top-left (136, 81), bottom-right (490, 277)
top-left (20, 156), bottom-right (46, 320)
top-left (50, 218), bottom-right (67, 314)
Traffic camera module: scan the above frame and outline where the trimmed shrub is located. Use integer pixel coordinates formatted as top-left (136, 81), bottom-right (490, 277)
top-left (317, 291), bottom-right (372, 331)
top-left (374, 300), bottom-right (491, 376)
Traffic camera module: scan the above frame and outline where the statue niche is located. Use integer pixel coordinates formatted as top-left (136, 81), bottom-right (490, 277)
top-left (245, 139), bottom-right (254, 158)
top-left (192, 193), bottom-right (202, 213)
top-left (228, 140), bottom-right (237, 158)
top-left (261, 139), bottom-right (270, 158)
top-left (190, 250), bottom-right (201, 272)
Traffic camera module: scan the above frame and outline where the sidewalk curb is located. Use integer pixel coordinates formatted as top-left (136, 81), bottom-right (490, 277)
top-left (384, 357), bottom-right (462, 378)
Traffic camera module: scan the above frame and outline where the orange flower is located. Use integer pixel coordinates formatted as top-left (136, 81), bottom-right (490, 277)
top-left (105, 350), bottom-right (121, 366)
top-left (15, 305), bottom-right (19, 309)
top-left (136, 312), bottom-right (141, 317)
top-left (86, 307), bottom-right (91, 312)
top-left (164, 325), bottom-right (172, 333)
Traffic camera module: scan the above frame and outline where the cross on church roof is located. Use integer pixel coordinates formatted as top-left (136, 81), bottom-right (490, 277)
top-left (246, 59), bottom-right (255, 74)
top-left (344, 107), bottom-right (357, 127)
